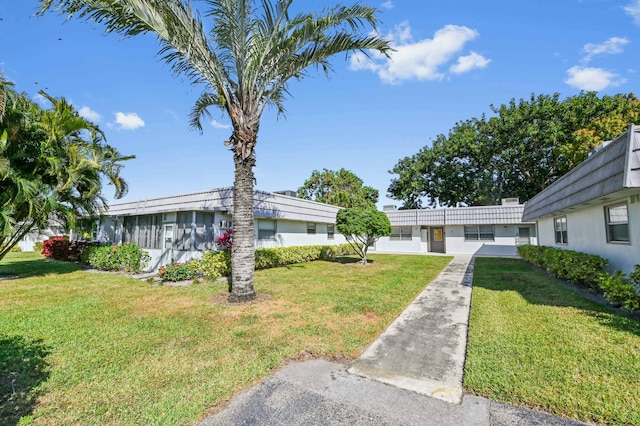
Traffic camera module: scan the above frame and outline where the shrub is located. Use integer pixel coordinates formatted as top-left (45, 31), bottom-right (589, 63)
top-left (33, 241), bottom-right (43, 253)
top-left (518, 245), bottom-right (607, 289)
top-left (41, 236), bottom-right (69, 260)
top-left (81, 243), bottom-right (151, 273)
top-left (10, 245), bottom-right (21, 252)
top-left (158, 261), bottom-right (203, 282)
top-left (215, 229), bottom-right (233, 251)
top-left (200, 244), bottom-right (355, 280)
top-left (200, 251), bottom-right (231, 280)
top-left (597, 271), bottom-right (640, 312)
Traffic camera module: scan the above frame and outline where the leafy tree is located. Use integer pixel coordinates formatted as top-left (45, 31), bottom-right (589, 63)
top-left (0, 79), bottom-right (133, 260)
top-left (336, 207), bottom-right (391, 264)
top-left (40, 0), bottom-right (391, 301)
top-left (388, 92), bottom-right (640, 208)
top-left (298, 168), bottom-right (378, 208)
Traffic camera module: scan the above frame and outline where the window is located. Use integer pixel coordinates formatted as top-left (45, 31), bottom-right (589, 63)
top-left (327, 224), bottom-right (335, 240)
top-left (307, 223), bottom-right (316, 235)
top-left (554, 216), bottom-right (568, 244)
top-left (175, 212), bottom-right (193, 250)
top-left (605, 204), bottom-right (629, 243)
top-left (122, 215), bottom-right (162, 249)
top-left (390, 226), bottom-right (412, 241)
top-left (258, 219), bottom-right (276, 240)
top-left (195, 212), bottom-right (216, 251)
top-left (464, 225), bottom-right (494, 241)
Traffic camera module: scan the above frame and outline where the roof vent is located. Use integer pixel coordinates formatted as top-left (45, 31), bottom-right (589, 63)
top-left (501, 198), bottom-right (520, 206)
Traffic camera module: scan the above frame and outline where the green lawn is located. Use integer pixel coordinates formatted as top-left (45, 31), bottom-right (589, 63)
top-left (465, 257), bottom-right (640, 425)
top-left (0, 252), bottom-right (451, 425)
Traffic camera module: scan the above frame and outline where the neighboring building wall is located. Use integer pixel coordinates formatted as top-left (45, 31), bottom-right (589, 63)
top-left (536, 194), bottom-right (640, 273)
top-left (98, 213), bottom-right (346, 271)
top-left (374, 227), bottom-right (422, 254)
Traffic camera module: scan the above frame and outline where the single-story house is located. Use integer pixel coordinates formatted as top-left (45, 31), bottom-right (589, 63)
top-left (375, 199), bottom-right (536, 257)
top-left (98, 187), bottom-right (347, 271)
top-left (523, 124), bottom-right (640, 274)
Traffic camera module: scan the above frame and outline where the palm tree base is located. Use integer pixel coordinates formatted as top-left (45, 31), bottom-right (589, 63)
top-left (228, 291), bottom-right (257, 303)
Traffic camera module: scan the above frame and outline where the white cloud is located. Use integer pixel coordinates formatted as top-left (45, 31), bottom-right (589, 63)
top-left (381, 1), bottom-right (394, 10)
top-left (564, 66), bottom-right (626, 91)
top-left (450, 51), bottom-right (491, 74)
top-left (349, 23), bottom-right (488, 84)
top-left (625, 0), bottom-right (640, 25)
top-left (114, 112), bottom-right (145, 130)
top-left (78, 106), bottom-right (102, 122)
top-left (33, 93), bottom-right (49, 107)
top-left (210, 119), bottom-right (231, 129)
top-left (583, 37), bottom-right (629, 63)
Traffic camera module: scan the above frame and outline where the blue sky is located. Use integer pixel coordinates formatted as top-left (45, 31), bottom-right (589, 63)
top-left (2, 1), bottom-right (640, 209)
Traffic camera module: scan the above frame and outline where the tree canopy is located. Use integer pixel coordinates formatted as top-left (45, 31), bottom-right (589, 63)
top-left (388, 92), bottom-right (640, 209)
top-left (40, 0), bottom-right (391, 301)
top-left (297, 168), bottom-right (379, 209)
top-left (336, 207), bottom-right (391, 264)
top-left (0, 74), bottom-right (133, 260)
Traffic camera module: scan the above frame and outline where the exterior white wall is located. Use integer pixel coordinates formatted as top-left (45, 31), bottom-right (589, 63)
top-left (536, 195), bottom-right (640, 274)
top-left (374, 227), bottom-right (422, 253)
top-left (375, 224), bottom-right (536, 256)
top-left (445, 225), bottom-right (521, 256)
top-left (256, 220), bottom-right (346, 249)
top-left (97, 214), bottom-right (347, 271)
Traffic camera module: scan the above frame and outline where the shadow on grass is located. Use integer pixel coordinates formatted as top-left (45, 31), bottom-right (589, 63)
top-left (0, 255), bottom-right (82, 279)
top-left (473, 257), bottom-right (640, 336)
top-left (0, 335), bottom-right (51, 425)
top-left (324, 256), bottom-right (374, 265)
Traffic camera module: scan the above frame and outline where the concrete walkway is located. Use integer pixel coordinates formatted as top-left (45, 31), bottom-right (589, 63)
top-left (348, 255), bottom-right (474, 404)
top-left (200, 256), bottom-right (587, 426)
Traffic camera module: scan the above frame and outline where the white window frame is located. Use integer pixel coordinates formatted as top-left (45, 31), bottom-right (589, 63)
top-left (307, 223), bottom-right (316, 235)
top-left (258, 219), bottom-right (277, 240)
top-left (605, 203), bottom-right (630, 244)
top-left (327, 224), bottom-right (335, 240)
top-left (464, 225), bottom-right (494, 241)
top-left (554, 216), bottom-right (568, 245)
top-left (390, 226), bottom-right (412, 241)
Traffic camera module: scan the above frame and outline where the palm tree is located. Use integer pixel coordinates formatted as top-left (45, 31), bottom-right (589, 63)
top-left (0, 84), bottom-right (133, 261)
top-left (39, 0), bottom-right (391, 301)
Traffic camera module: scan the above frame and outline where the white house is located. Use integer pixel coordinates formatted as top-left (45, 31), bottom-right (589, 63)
top-left (523, 124), bottom-right (640, 274)
top-left (98, 187), bottom-right (347, 271)
top-left (375, 199), bottom-right (536, 257)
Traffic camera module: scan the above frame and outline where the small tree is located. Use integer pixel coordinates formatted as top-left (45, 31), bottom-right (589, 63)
top-left (298, 168), bottom-right (379, 209)
top-left (336, 207), bottom-right (391, 264)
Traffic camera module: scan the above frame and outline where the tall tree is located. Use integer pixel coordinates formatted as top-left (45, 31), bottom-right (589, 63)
top-left (40, 0), bottom-right (391, 301)
top-left (388, 92), bottom-right (640, 209)
top-left (298, 168), bottom-right (378, 208)
top-left (0, 82), bottom-right (133, 260)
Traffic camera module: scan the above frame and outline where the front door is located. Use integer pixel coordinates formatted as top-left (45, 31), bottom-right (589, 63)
top-left (430, 227), bottom-right (445, 253)
top-left (163, 224), bottom-right (174, 250)
top-left (518, 227), bottom-right (530, 246)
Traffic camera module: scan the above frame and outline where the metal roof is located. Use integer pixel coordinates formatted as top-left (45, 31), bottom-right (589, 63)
top-left (386, 204), bottom-right (528, 226)
top-left (102, 187), bottom-right (341, 223)
top-left (523, 124), bottom-right (640, 221)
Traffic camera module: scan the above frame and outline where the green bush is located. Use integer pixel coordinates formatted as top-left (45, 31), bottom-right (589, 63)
top-left (200, 251), bottom-right (231, 280)
top-left (157, 260), bottom-right (203, 282)
top-left (518, 245), bottom-right (607, 289)
top-left (81, 243), bottom-right (151, 273)
top-left (33, 241), bottom-right (43, 253)
top-left (10, 245), bottom-right (21, 252)
top-left (200, 244), bottom-right (355, 280)
top-left (597, 271), bottom-right (640, 312)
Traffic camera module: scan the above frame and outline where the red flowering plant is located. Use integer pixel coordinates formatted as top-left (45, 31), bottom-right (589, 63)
top-left (157, 260), bottom-right (202, 282)
top-left (215, 228), bottom-right (233, 251)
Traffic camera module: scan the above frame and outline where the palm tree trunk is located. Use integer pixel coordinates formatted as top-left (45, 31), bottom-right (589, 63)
top-left (229, 150), bottom-right (257, 302)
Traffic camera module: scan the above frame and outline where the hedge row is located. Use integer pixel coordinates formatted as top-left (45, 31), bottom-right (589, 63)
top-left (41, 236), bottom-right (100, 262)
top-left (518, 245), bottom-right (640, 312)
top-left (199, 243), bottom-right (355, 281)
top-left (80, 243), bottom-right (151, 273)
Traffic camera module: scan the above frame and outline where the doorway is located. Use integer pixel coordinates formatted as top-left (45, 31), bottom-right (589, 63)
top-left (430, 227), bottom-right (445, 253)
top-left (518, 227), bottom-right (530, 246)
